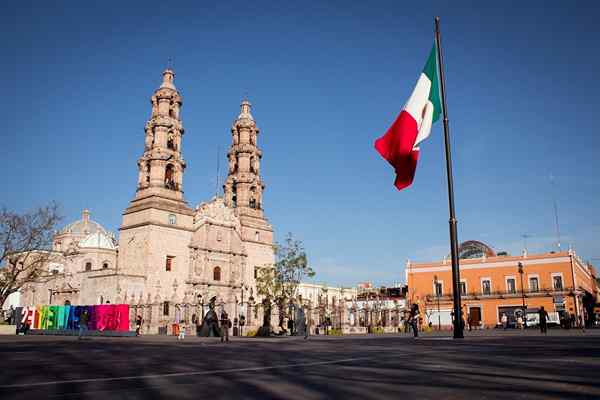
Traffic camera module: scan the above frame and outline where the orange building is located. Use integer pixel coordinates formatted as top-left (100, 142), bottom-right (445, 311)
top-left (406, 241), bottom-right (599, 329)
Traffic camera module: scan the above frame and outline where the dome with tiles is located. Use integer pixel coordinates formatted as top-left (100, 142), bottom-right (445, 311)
top-left (58, 209), bottom-right (109, 236)
top-left (79, 231), bottom-right (117, 250)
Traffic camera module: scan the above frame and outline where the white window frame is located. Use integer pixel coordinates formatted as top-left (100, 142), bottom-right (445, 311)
top-left (432, 280), bottom-right (444, 296)
top-left (459, 279), bottom-right (467, 296)
top-left (481, 277), bottom-right (492, 295)
top-left (168, 214), bottom-right (177, 225)
top-left (505, 276), bottom-right (517, 294)
top-left (528, 274), bottom-right (540, 292)
top-left (551, 272), bottom-right (564, 290)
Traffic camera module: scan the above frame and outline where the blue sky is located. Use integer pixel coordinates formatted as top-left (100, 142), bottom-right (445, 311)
top-left (2, 1), bottom-right (599, 286)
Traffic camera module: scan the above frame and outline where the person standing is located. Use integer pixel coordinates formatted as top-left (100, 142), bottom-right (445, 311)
top-left (220, 312), bottom-right (231, 343)
top-left (409, 304), bottom-right (420, 338)
top-left (79, 309), bottom-right (89, 340)
top-left (178, 320), bottom-right (186, 340)
top-left (516, 314), bottom-right (524, 330)
top-left (135, 315), bottom-right (143, 336)
top-left (538, 306), bottom-right (548, 335)
top-left (501, 313), bottom-right (508, 330)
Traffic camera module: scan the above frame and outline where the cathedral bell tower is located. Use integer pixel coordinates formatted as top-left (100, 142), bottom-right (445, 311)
top-left (224, 100), bottom-right (274, 265)
top-left (136, 69), bottom-right (187, 202)
top-left (118, 69), bottom-right (194, 283)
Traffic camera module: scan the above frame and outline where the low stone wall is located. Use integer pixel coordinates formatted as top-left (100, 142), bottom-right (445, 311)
top-left (0, 325), bottom-right (16, 335)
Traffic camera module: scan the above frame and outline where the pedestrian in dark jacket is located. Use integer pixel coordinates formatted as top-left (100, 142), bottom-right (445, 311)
top-left (220, 312), bottom-right (231, 343)
top-left (79, 309), bottom-right (90, 340)
top-left (409, 304), bottom-right (420, 338)
top-left (538, 306), bottom-right (548, 335)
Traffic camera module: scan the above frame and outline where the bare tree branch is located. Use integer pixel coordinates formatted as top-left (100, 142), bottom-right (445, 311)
top-left (0, 202), bottom-right (62, 307)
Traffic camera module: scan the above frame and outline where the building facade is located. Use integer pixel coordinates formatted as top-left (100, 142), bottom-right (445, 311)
top-left (17, 69), bottom-right (276, 334)
top-left (406, 241), bottom-right (599, 329)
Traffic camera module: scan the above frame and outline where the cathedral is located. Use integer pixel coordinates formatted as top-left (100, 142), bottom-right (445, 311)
top-left (19, 69), bottom-right (275, 333)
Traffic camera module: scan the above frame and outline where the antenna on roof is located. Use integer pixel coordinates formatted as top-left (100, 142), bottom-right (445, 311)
top-left (521, 233), bottom-right (531, 253)
top-left (549, 174), bottom-right (561, 251)
top-left (215, 145), bottom-right (221, 197)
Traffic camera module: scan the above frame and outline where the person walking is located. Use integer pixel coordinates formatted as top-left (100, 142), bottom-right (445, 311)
top-left (220, 312), bottom-right (231, 343)
top-left (78, 309), bottom-right (90, 340)
top-left (178, 320), bottom-right (186, 340)
top-left (135, 315), bottom-right (143, 336)
top-left (409, 304), bottom-right (420, 338)
top-left (538, 306), bottom-right (548, 335)
top-left (501, 313), bottom-right (508, 330)
top-left (516, 314), bottom-right (524, 330)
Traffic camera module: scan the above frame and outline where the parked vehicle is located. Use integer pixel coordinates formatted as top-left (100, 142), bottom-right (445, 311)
top-left (526, 310), bottom-right (560, 327)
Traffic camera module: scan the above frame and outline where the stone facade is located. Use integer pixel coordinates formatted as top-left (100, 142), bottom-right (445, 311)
top-left (18, 69), bottom-right (276, 334)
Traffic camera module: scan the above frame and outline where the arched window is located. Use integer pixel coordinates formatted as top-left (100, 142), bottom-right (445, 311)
top-left (165, 164), bottom-right (175, 190)
top-left (167, 132), bottom-right (175, 150)
top-left (145, 162), bottom-right (151, 184)
top-left (213, 266), bottom-right (221, 281)
top-left (85, 262), bottom-right (92, 272)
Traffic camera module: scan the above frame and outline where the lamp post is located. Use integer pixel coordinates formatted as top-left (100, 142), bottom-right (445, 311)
top-left (239, 285), bottom-right (248, 336)
top-left (198, 294), bottom-right (204, 320)
top-left (434, 275), bottom-right (441, 331)
top-left (248, 295), bottom-right (255, 326)
top-left (518, 262), bottom-right (527, 328)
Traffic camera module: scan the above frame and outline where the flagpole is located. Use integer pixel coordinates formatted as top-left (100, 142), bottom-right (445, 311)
top-left (435, 16), bottom-right (463, 339)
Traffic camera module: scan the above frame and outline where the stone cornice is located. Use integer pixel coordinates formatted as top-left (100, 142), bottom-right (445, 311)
top-left (120, 220), bottom-right (195, 232)
top-left (189, 246), bottom-right (247, 258)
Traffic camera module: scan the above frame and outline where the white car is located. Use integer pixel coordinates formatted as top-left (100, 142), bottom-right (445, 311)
top-left (526, 311), bottom-right (560, 327)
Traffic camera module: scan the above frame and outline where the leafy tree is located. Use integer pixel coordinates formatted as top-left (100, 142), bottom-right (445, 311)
top-left (255, 233), bottom-right (314, 334)
top-left (0, 202), bottom-right (62, 308)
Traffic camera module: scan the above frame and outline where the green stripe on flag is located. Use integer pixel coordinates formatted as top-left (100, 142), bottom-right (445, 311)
top-left (422, 44), bottom-right (442, 123)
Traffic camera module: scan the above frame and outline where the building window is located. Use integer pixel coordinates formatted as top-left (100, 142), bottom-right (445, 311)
top-left (102, 262), bottom-right (108, 269)
top-left (529, 277), bottom-right (539, 292)
top-left (481, 279), bottom-right (491, 295)
top-left (163, 302), bottom-right (169, 316)
top-left (213, 266), bottom-right (221, 281)
top-left (255, 231), bottom-right (260, 241)
top-left (165, 164), bottom-right (176, 190)
top-left (459, 281), bottom-right (466, 296)
top-left (434, 281), bottom-right (443, 296)
top-left (506, 278), bottom-right (516, 294)
top-left (85, 262), bottom-right (92, 272)
top-left (165, 256), bottom-right (174, 272)
top-left (552, 275), bottom-right (563, 290)
top-left (168, 214), bottom-right (176, 225)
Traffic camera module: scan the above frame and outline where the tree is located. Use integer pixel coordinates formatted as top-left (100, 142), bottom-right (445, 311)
top-left (0, 202), bottom-right (62, 308)
top-left (255, 233), bottom-right (314, 335)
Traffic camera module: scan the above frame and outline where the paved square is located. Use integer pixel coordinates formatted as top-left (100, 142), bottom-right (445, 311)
top-left (1, 330), bottom-right (599, 399)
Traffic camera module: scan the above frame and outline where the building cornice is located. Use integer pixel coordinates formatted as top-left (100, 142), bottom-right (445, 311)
top-left (407, 256), bottom-right (571, 274)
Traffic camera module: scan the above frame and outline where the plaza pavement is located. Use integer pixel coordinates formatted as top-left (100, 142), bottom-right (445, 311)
top-left (0, 329), bottom-right (599, 400)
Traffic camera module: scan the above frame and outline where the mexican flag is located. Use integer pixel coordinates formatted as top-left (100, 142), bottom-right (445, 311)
top-left (374, 44), bottom-right (442, 190)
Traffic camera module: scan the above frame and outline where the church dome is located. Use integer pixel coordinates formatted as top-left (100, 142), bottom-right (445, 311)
top-left (79, 231), bottom-right (117, 250)
top-left (457, 240), bottom-right (496, 259)
top-left (59, 209), bottom-right (109, 236)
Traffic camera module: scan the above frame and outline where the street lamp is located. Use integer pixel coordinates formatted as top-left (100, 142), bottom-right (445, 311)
top-left (517, 262), bottom-right (527, 328)
top-left (248, 295), bottom-right (255, 326)
top-left (198, 294), bottom-right (204, 320)
top-left (434, 275), bottom-right (441, 331)
top-left (239, 285), bottom-right (248, 336)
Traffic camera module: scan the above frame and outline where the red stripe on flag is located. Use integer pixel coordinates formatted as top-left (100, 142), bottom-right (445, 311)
top-left (374, 110), bottom-right (420, 190)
